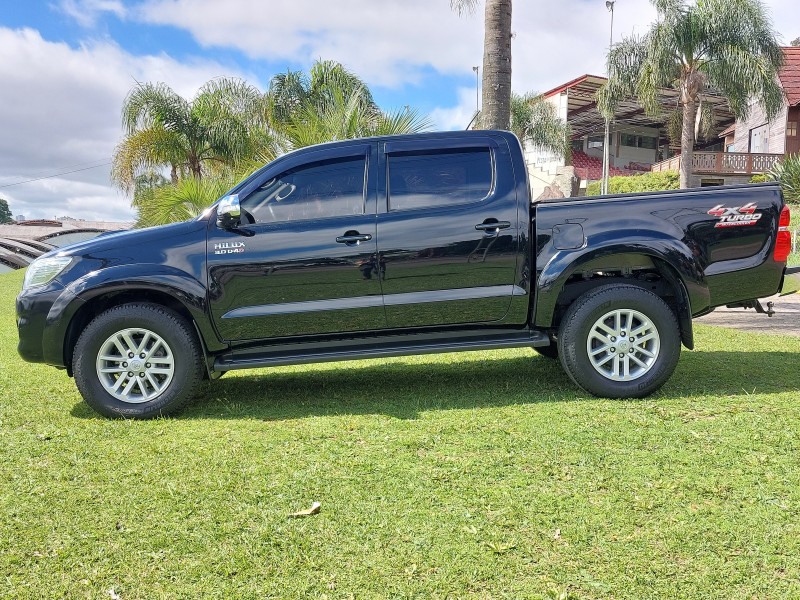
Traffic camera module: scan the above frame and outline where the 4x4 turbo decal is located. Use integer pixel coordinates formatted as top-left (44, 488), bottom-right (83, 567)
top-left (707, 203), bottom-right (763, 228)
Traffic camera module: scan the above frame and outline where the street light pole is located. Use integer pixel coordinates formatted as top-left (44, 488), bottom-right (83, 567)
top-left (602, 0), bottom-right (615, 195)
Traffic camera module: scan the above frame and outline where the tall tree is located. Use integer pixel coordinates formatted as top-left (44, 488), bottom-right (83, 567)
top-left (123, 62), bottom-right (432, 226)
top-left (452, 0), bottom-right (513, 130)
top-left (599, 0), bottom-right (784, 189)
top-left (0, 198), bottom-right (13, 223)
top-left (112, 79), bottom-right (261, 192)
top-left (510, 92), bottom-right (571, 158)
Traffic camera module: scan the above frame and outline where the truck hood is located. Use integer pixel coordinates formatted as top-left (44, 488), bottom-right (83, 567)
top-left (47, 220), bottom-right (206, 258)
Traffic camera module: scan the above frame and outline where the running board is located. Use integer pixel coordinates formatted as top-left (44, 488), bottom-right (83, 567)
top-left (214, 331), bottom-right (550, 372)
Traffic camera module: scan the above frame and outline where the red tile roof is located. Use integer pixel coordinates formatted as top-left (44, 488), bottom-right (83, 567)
top-left (780, 47), bottom-right (800, 107)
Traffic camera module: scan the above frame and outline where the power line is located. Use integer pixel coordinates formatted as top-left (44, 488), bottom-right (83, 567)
top-left (0, 162), bottom-right (112, 189)
top-left (14, 158), bottom-right (111, 179)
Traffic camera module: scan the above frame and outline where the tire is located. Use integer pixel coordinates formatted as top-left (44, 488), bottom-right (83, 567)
top-left (72, 303), bottom-right (205, 419)
top-left (557, 284), bottom-right (681, 398)
top-left (533, 342), bottom-right (559, 360)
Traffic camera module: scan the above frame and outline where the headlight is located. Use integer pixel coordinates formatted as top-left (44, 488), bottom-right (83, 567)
top-left (23, 256), bottom-right (72, 290)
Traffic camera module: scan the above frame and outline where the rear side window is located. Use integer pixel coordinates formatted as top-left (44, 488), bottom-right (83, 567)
top-left (242, 155), bottom-right (366, 223)
top-left (388, 148), bottom-right (493, 211)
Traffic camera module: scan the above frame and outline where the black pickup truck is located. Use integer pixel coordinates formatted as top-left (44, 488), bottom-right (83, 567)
top-left (16, 131), bottom-right (794, 418)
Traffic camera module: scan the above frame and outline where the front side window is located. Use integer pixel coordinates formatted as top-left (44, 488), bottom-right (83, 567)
top-left (388, 148), bottom-right (493, 211)
top-left (241, 155), bottom-right (366, 223)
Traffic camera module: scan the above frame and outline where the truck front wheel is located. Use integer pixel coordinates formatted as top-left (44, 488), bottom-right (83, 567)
top-left (557, 284), bottom-right (681, 398)
top-left (72, 303), bottom-right (205, 418)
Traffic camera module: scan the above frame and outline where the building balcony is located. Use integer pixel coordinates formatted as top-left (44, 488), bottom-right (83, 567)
top-left (651, 152), bottom-right (784, 175)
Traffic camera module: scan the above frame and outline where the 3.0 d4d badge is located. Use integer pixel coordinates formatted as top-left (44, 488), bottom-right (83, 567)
top-left (213, 241), bottom-right (246, 254)
top-left (707, 203), bottom-right (763, 228)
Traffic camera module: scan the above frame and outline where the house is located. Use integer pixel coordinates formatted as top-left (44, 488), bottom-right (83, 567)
top-left (523, 73), bottom-right (735, 197)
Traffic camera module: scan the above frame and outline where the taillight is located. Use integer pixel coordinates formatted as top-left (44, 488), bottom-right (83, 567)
top-left (774, 205), bottom-right (791, 263)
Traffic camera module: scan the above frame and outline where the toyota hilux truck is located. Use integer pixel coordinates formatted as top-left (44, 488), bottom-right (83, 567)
top-left (16, 130), bottom-right (794, 418)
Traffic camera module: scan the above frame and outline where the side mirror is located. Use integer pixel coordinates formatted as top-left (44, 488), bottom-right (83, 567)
top-left (217, 194), bottom-right (241, 229)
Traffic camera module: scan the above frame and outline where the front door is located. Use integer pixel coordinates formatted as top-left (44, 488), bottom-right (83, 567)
top-left (375, 135), bottom-right (521, 329)
top-left (208, 144), bottom-right (383, 341)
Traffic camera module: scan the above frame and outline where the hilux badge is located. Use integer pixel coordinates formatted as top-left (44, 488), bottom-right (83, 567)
top-left (707, 203), bottom-right (763, 228)
top-left (213, 241), bottom-right (246, 255)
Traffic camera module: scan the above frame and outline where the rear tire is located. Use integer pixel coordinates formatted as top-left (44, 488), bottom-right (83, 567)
top-left (557, 284), bottom-right (681, 398)
top-left (73, 303), bottom-right (204, 419)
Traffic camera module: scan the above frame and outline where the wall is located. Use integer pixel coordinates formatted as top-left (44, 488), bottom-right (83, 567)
top-left (612, 126), bottom-right (660, 169)
top-left (732, 102), bottom-right (788, 154)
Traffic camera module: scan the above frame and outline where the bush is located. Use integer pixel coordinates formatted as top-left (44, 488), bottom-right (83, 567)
top-left (764, 154), bottom-right (800, 204)
top-left (585, 171), bottom-right (680, 196)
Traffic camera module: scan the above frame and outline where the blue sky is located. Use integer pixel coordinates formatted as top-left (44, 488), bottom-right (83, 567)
top-left (0, 0), bottom-right (797, 221)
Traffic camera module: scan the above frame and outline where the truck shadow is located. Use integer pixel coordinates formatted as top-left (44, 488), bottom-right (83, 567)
top-left (69, 349), bottom-right (800, 421)
top-left (190, 349), bottom-right (800, 420)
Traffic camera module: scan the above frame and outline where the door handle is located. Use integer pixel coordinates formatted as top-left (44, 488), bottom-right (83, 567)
top-left (336, 233), bottom-right (372, 244)
top-left (475, 221), bottom-right (511, 231)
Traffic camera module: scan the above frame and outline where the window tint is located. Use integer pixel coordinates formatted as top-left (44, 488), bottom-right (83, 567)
top-left (242, 155), bottom-right (366, 223)
top-left (388, 148), bottom-right (493, 211)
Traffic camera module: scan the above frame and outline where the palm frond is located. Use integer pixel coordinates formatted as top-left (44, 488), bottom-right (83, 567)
top-left (511, 93), bottom-right (571, 158)
top-left (450, 0), bottom-right (479, 16)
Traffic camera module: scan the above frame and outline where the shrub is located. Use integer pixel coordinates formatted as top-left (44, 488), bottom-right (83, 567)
top-left (585, 171), bottom-right (680, 196)
top-left (764, 154), bottom-right (800, 204)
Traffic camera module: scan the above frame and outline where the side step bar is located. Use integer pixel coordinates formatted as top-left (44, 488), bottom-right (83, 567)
top-left (214, 331), bottom-right (550, 372)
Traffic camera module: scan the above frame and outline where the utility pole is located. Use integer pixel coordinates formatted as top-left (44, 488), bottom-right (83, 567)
top-left (602, 0), bottom-right (615, 195)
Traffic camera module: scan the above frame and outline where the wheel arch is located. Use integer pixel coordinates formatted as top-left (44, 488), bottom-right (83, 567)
top-left (63, 289), bottom-right (199, 375)
top-left (536, 250), bottom-right (696, 350)
top-left (39, 264), bottom-right (226, 374)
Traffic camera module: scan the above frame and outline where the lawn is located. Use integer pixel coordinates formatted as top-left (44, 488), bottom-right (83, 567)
top-left (2, 268), bottom-right (800, 599)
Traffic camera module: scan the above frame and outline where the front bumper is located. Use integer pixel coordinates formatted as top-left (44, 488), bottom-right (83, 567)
top-left (16, 283), bottom-right (68, 366)
top-left (781, 266), bottom-right (800, 296)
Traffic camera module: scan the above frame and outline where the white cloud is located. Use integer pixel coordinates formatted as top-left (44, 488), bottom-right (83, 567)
top-left (55, 0), bottom-right (127, 28)
top-left (137, 0), bottom-right (484, 87)
top-left (0, 27), bottom-right (248, 221)
top-left (430, 87), bottom-right (479, 131)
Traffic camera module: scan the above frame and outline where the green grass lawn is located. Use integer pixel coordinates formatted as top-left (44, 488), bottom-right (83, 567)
top-left (2, 268), bottom-right (800, 599)
top-left (789, 208), bottom-right (799, 267)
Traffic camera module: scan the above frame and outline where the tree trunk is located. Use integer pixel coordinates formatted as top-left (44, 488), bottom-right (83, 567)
top-left (481, 0), bottom-right (512, 130)
top-left (170, 164), bottom-right (178, 184)
top-left (679, 72), bottom-right (704, 189)
top-left (679, 100), bottom-right (697, 189)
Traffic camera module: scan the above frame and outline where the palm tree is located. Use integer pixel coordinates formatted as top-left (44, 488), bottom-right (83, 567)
top-left (123, 62), bottom-right (432, 226)
top-left (599, 0), bottom-right (784, 189)
top-left (283, 84), bottom-right (431, 149)
top-left (510, 92), bottom-right (571, 158)
top-left (112, 78), bottom-right (261, 192)
top-left (451, 0), bottom-right (513, 130)
top-left (266, 60), bottom-right (379, 135)
top-left (135, 175), bottom-right (236, 228)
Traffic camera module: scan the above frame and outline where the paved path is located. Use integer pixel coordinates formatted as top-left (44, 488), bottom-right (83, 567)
top-left (697, 292), bottom-right (800, 336)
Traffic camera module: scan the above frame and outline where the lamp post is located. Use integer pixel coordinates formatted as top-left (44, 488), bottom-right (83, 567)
top-left (602, 0), bottom-right (615, 195)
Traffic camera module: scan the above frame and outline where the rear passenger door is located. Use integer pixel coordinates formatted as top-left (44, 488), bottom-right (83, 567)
top-left (375, 135), bottom-right (521, 329)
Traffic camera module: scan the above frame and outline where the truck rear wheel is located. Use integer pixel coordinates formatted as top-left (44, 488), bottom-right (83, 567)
top-left (557, 284), bottom-right (680, 398)
top-left (73, 303), bottom-right (204, 418)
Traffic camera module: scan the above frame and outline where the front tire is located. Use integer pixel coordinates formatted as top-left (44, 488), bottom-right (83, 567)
top-left (73, 303), bottom-right (204, 418)
top-left (557, 284), bottom-right (681, 398)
